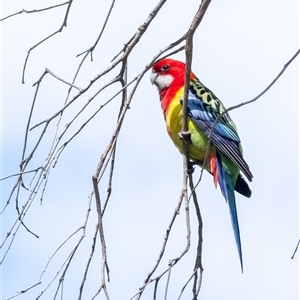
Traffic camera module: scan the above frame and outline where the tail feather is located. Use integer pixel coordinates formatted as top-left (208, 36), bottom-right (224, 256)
top-left (215, 152), bottom-right (243, 271)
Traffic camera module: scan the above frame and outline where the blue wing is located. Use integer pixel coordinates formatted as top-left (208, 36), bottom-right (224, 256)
top-left (185, 79), bottom-right (253, 182)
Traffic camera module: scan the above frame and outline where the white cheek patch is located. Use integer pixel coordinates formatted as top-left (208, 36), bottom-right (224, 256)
top-left (154, 74), bottom-right (174, 90)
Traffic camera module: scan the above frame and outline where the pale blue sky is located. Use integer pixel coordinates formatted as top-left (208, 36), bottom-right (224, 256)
top-left (1, 1), bottom-right (299, 299)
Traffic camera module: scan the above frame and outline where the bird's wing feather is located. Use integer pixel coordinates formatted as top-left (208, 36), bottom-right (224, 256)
top-left (185, 78), bottom-right (253, 181)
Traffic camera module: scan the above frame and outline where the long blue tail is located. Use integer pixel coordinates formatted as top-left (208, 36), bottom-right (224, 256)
top-left (216, 152), bottom-right (243, 271)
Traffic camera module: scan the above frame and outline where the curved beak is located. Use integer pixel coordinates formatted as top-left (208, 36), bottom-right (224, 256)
top-left (150, 70), bottom-right (158, 85)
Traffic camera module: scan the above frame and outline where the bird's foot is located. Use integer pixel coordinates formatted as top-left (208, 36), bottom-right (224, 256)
top-left (187, 161), bottom-right (195, 174)
top-left (178, 131), bottom-right (191, 143)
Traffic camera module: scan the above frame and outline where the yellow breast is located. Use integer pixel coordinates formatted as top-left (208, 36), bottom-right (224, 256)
top-left (165, 88), bottom-right (211, 163)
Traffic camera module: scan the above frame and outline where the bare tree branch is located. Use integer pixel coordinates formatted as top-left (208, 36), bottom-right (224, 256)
top-left (208, 48), bottom-right (300, 143)
top-left (22, 0), bottom-right (74, 83)
top-left (44, 68), bottom-right (83, 90)
top-left (291, 239), bottom-right (300, 259)
top-left (92, 176), bottom-right (110, 299)
top-left (5, 282), bottom-right (42, 300)
top-left (181, 1), bottom-right (212, 297)
top-left (78, 224), bottom-right (98, 300)
top-left (2, 1), bottom-right (298, 300)
top-left (0, 1), bottom-right (69, 22)
top-left (76, 0), bottom-right (116, 60)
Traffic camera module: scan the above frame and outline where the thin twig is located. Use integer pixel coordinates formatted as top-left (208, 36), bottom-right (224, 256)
top-left (5, 282), bottom-right (42, 300)
top-left (0, 168), bottom-right (42, 181)
top-left (76, 0), bottom-right (116, 59)
top-left (38, 227), bottom-right (83, 282)
top-left (44, 68), bottom-right (83, 90)
top-left (177, 270), bottom-right (196, 300)
top-left (0, 1), bottom-right (69, 22)
top-left (78, 224), bottom-right (98, 300)
top-left (189, 174), bottom-right (204, 298)
top-left (164, 266), bottom-right (172, 300)
top-left (291, 239), bottom-right (300, 259)
top-left (92, 176), bottom-right (110, 299)
top-left (133, 190), bottom-right (185, 300)
top-left (22, 0), bottom-right (74, 83)
top-left (208, 48), bottom-right (300, 139)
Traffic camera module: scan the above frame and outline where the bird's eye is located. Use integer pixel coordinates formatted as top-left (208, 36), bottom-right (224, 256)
top-left (161, 65), bottom-right (170, 71)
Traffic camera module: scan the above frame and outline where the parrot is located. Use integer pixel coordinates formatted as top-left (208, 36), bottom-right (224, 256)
top-left (150, 58), bottom-right (253, 271)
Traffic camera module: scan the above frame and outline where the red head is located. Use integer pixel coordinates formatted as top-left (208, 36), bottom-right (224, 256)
top-left (150, 58), bottom-right (196, 114)
top-left (150, 58), bottom-right (195, 91)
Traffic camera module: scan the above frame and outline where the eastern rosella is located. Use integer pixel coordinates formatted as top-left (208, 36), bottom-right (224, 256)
top-left (150, 58), bottom-right (253, 270)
